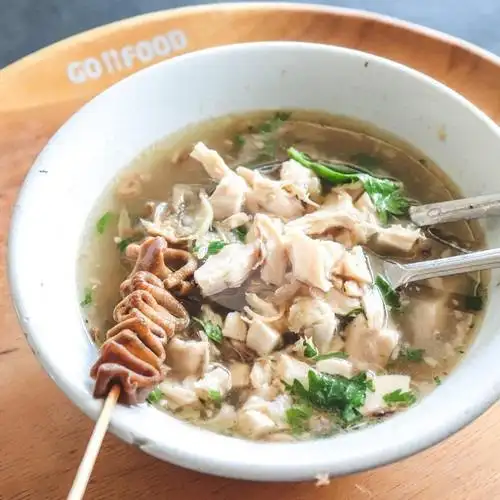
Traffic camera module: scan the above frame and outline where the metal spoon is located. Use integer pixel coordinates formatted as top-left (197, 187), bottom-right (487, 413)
top-left (367, 248), bottom-right (500, 289)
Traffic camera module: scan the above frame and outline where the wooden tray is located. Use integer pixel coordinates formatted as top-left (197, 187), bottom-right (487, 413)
top-left (1, 4), bottom-right (500, 499)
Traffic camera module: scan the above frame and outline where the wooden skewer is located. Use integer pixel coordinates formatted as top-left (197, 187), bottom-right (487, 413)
top-left (67, 385), bottom-right (121, 500)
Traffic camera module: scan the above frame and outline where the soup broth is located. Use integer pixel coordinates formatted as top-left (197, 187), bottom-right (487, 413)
top-left (80, 110), bottom-right (486, 441)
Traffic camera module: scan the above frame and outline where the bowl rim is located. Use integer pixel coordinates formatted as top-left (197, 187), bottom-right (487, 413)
top-left (8, 38), bottom-right (500, 481)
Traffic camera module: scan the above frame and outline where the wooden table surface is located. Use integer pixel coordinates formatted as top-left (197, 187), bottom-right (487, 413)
top-left (2, 5), bottom-right (500, 499)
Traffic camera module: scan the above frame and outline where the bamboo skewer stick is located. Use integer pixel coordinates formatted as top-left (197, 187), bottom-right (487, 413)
top-left (67, 385), bottom-right (121, 500)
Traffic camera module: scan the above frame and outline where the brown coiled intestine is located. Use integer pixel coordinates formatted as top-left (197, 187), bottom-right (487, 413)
top-left (90, 236), bottom-right (198, 404)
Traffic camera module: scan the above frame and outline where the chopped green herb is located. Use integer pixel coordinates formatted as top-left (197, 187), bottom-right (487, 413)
top-left (192, 317), bottom-right (223, 344)
top-left (233, 134), bottom-right (246, 148)
top-left (286, 370), bottom-right (374, 424)
top-left (434, 376), bottom-right (442, 386)
top-left (374, 275), bottom-right (401, 310)
top-left (147, 387), bottom-right (163, 404)
top-left (117, 236), bottom-right (137, 253)
top-left (207, 240), bottom-right (227, 256)
top-left (258, 111), bottom-right (291, 134)
top-left (286, 404), bottom-right (312, 434)
top-left (302, 339), bottom-right (348, 362)
top-left (288, 147), bottom-right (409, 224)
top-left (207, 389), bottom-right (222, 404)
top-left (80, 288), bottom-right (93, 308)
top-left (96, 211), bottom-right (114, 234)
top-left (303, 338), bottom-right (319, 359)
top-left (232, 225), bottom-right (248, 243)
top-left (400, 347), bottom-right (425, 362)
top-left (383, 389), bottom-right (417, 406)
top-left (458, 349), bottom-right (465, 354)
top-left (361, 175), bottom-right (409, 225)
top-left (464, 294), bottom-right (483, 311)
top-left (314, 351), bottom-right (349, 362)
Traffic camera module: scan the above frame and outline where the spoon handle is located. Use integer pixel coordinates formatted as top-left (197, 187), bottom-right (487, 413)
top-left (409, 193), bottom-right (500, 227)
top-left (387, 248), bottom-right (500, 288)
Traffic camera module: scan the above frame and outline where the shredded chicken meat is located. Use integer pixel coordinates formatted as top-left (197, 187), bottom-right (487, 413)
top-left (87, 131), bottom-right (482, 442)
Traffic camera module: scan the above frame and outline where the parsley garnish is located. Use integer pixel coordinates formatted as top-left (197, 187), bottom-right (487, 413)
top-left (207, 240), bottom-right (226, 256)
top-left (192, 317), bottom-right (223, 344)
top-left (361, 176), bottom-right (409, 225)
top-left (258, 111), bottom-right (291, 134)
top-left (96, 211), bottom-right (114, 234)
top-left (147, 387), bottom-right (162, 404)
top-left (286, 404), bottom-right (312, 434)
top-left (208, 389), bottom-right (222, 404)
top-left (383, 389), bottom-right (417, 406)
top-left (434, 376), bottom-right (442, 386)
top-left (288, 147), bottom-right (409, 224)
top-left (232, 225), bottom-right (248, 243)
top-left (80, 288), bottom-right (93, 307)
top-left (117, 236), bottom-right (138, 253)
top-left (303, 338), bottom-right (319, 358)
top-left (302, 339), bottom-right (348, 362)
top-left (399, 347), bottom-right (424, 362)
top-left (233, 134), bottom-right (245, 148)
top-left (374, 275), bottom-right (401, 310)
top-left (286, 370), bottom-right (374, 424)
top-left (315, 352), bottom-right (349, 362)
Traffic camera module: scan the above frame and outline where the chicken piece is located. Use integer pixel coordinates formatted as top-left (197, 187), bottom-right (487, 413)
top-left (375, 225), bottom-right (423, 253)
top-left (288, 296), bottom-right (339, 354)
top-left (236, 166), bottom-right (304, 219)
top-left (245, 293), bottom-right (280, 319)
top-left (220, 212), bottom-right (250, 231)
top-left (190, 142), bottom-right (248, 219)
top-left (287, 189), bottom-right (378, 244)
top-left (190, 141), bottom-right (233, 180)
top-left (194, 365), bottom-right (232, 400)
top-left (273, 278), bottom-right (305, 305)
top-left (194, 243), bottom-right (260, 296)
top-left (203, 404), bottom-right (237, 432)
top-left (250, 214), bottom-right (288, 286)
top-left (361, 374), bottom-right (411, 415)
top-left (237, 409), bottom-right (277, 438)
top-left (337, 246), bottom-right (372, 284)
top-left (322, 287), bottom-right (361, 315)
top-left (354, 192), bottom-right (379, 224)
top-left (362, 286), bottom-right (387, 330)
top-left (159, 379), bottom-right (198, 410)
top-left (223, 312), bottom-right (248, 342)
top-left (250, 359), bottom-right (273, 389)
top-left (243, 393), bottom-right (292, 427)
top-left (229, 362), bottom-right (251, 388)
top-left (402, 294), bottom-right (449, 354)
top-left (275, 353), bottom-right (311, 386)
top-left (329, 183), bottom-right (365, 203)
top-left (286, 229), bottom-right (344, 292)
top-left (343, 280), bottom-right (363, 298)
top-left (344, 315), bottom-right (399, 369)
top-left (165, 337), bottom-right (209, 377)
top-left (315, 357), bottom-right (353, 378)
top-left (280, 159), bottom-right (321, 204)
top-left (246, 318), bottom-right (281, 356)
top-left (209, 174), bottom-right (249, 220)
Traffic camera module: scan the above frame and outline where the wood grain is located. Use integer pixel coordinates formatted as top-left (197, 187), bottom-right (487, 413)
top-left (1, 5), bottom-right (500, 499)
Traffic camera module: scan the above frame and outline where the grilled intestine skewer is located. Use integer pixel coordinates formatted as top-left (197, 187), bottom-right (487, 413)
top-left (68, 236), bottom-right (197, 499)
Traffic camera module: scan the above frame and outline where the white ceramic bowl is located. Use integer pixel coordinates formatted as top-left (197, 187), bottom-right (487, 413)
top-left (8, 41), bottom-right (500, 481)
